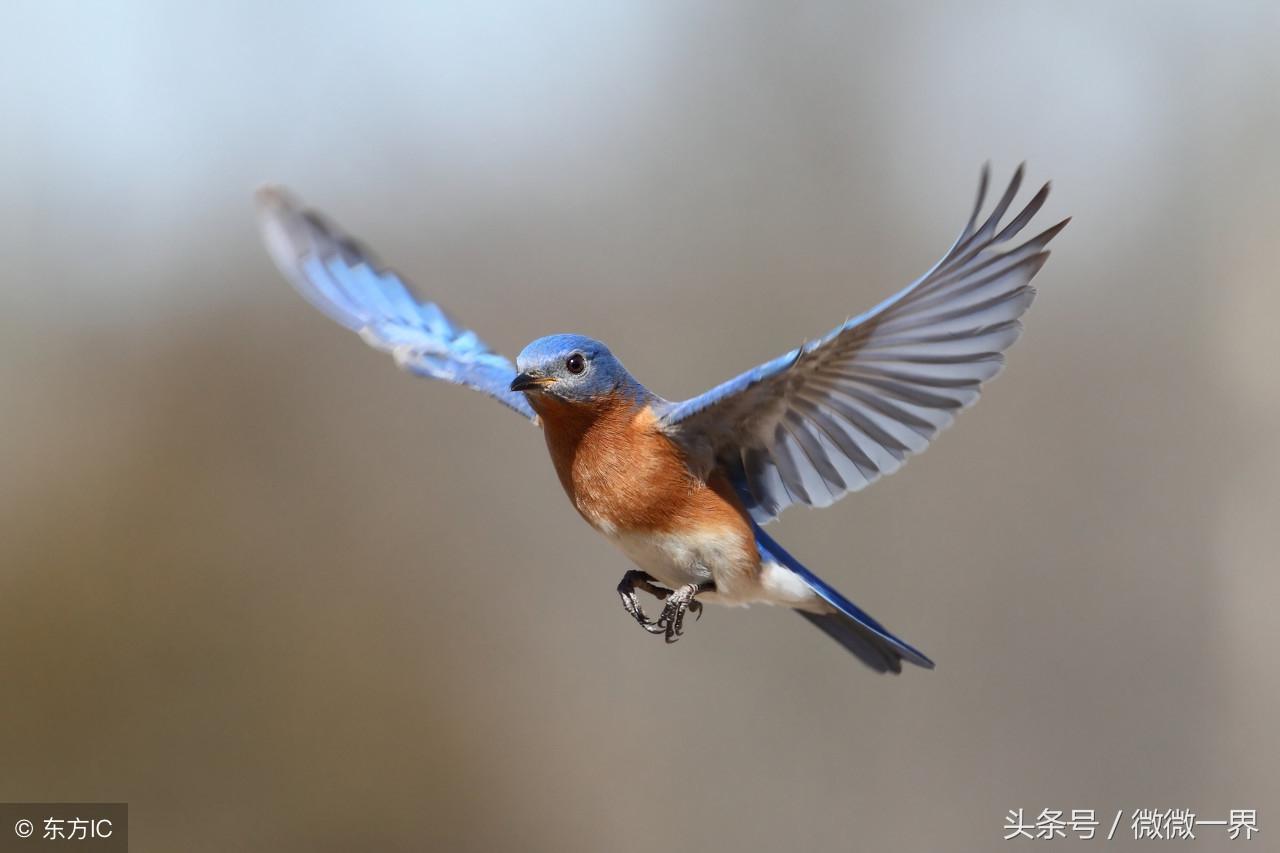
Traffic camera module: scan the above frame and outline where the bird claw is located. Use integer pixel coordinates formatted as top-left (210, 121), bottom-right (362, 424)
top-left (616, 572), bottom-right (711, 643)
top-left (656, 584), bottom-right (705, 643)
top-left (617, 571), bottom-right (669, 633)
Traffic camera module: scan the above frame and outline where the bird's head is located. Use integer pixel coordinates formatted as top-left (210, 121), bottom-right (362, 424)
top-left (511, 334), bottom-right (641, 406)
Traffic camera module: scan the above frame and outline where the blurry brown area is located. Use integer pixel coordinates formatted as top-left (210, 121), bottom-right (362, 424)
top-left (1, 3), bottom-right (1277, 852)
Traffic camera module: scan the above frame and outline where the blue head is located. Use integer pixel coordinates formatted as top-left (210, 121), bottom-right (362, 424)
top-left (510, 334), bottom-right (643, 405)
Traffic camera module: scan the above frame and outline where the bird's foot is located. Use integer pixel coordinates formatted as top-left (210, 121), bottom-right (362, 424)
top-left (616, 572), bottom-right (713, 642)
top-left (617, 570), bottom-right (671, 634)
top-left (655, 582), bottom-right (711, 644)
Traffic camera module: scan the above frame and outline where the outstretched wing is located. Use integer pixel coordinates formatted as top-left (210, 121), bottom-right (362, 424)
top-left (658, 165), bottom-right (1068, 523)
top-left (255, 187), bottom-right (536, 421)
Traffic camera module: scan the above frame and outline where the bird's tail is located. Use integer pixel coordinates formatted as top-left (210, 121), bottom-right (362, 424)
top-left (752, 521), bottom-right (934, 674)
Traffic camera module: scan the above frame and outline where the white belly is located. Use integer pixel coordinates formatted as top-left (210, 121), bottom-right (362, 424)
top-left (607, 527), bottom-right (820, 609)
top-left (612, 528), bottom-right (726, 588)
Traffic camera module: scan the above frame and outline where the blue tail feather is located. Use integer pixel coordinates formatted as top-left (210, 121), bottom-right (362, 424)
top-left (752, 521), bottom-right (934, 674)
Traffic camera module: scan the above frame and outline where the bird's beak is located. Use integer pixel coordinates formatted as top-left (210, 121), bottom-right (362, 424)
top-left (510, 372), bottom-right (553, 392)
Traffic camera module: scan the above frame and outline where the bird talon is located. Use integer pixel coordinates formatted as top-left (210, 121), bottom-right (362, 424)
top-left (618, 571), bottom-right (673, 634)
top-left (620, 591), bottom-right (666, 633)
top-left (654, 582), bottom-right (708, 643)
top-left (617, 573), bottom-right (711, 642)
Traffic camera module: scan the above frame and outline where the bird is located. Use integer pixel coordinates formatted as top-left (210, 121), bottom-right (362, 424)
top-left (256, 165), bottom-right (1067, 674)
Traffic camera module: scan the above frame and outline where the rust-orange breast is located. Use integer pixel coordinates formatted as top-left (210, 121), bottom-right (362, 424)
top-left (533, 395), bottom-right (754, 539)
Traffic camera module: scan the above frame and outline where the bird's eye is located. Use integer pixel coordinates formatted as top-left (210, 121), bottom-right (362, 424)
top-left (565, 353), bottom-right (586, 375)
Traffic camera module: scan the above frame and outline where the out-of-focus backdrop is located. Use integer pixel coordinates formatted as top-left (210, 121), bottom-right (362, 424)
top-left (2, 2), bottom-right (1277, 851)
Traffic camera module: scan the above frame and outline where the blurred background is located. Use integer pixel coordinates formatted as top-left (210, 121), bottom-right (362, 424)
top-left (2, 2), bottom-right (1277, 851)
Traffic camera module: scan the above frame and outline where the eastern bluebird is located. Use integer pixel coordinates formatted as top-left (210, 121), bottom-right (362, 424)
top-left (256, 165), bottom-right (1067, 674)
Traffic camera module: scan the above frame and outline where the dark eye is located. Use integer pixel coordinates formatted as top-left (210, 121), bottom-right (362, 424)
top-left (565, 353), bottom-right (585, 375)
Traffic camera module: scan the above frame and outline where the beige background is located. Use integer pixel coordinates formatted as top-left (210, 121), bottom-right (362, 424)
top-left (2, 2), bottom-right (1277, 851)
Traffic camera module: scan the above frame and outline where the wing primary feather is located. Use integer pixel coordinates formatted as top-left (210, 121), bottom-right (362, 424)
top-left (255, 186), bottom-right (537, 421)
top-left (876, 279), bottom-right (1039, 337)
top-left (912, 231), bottom-right (1053, 308)
top-left (797, 392), bottom-right (911, 460)
top-left (794, 399), bottom-right (886, 476)
top-left (947, 164), bottom-right (1021, 258)
top-left (872, 351), bottom-right (1005, 367)
top-left (960, 162), bottom-right (992, 241)
top-left (937, 165), bottom-right (1032, 276)
top-left (855, 318), bottom-right (1024, 352)
top-left (984, 162), bottom-right (1025, 235)
top-left (992, 181), bottom-right (1050, 244)
top-left (802, 381), bottom-right (938, 445)
top-left (824, 364), bottom-right (984, 390)
top-left (783, 410), bottom-right (848, 493)
top-left (769, 424), bottom-right (813, 506)
top-left (829, 383), bottom-right (948, 437)
top-left (657, 165), bottom-right (1064, 523)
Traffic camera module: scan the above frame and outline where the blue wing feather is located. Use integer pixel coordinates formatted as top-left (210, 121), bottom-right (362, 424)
top-left (657, 348), bottom-right (801, 425)
top-left (659, 165), bottom-right (1068, 523)
top-left (256, 187), bottom-right (537, 421)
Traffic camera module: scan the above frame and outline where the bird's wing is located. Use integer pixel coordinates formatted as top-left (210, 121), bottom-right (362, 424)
top-left (657, 165), bottom-right (1068, 523)
top-left (255, 187), bottom-right (537, 421)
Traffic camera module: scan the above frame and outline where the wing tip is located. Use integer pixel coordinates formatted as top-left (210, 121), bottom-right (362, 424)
top-left (254, 182), bottom-right (289, 205)
top-left (253, 184), bottom-right (305, 224)
top-left (255, 184), bottom-right (315, 259)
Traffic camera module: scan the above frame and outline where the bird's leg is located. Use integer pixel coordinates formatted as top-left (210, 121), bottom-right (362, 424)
top-left (656, 581), bottom-right (715, 644)
top-left (617, 570), bottom-right (672, 634)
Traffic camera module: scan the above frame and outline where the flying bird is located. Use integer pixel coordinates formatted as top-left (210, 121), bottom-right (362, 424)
top-left (256, 166), bottom-right (1066, 674)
